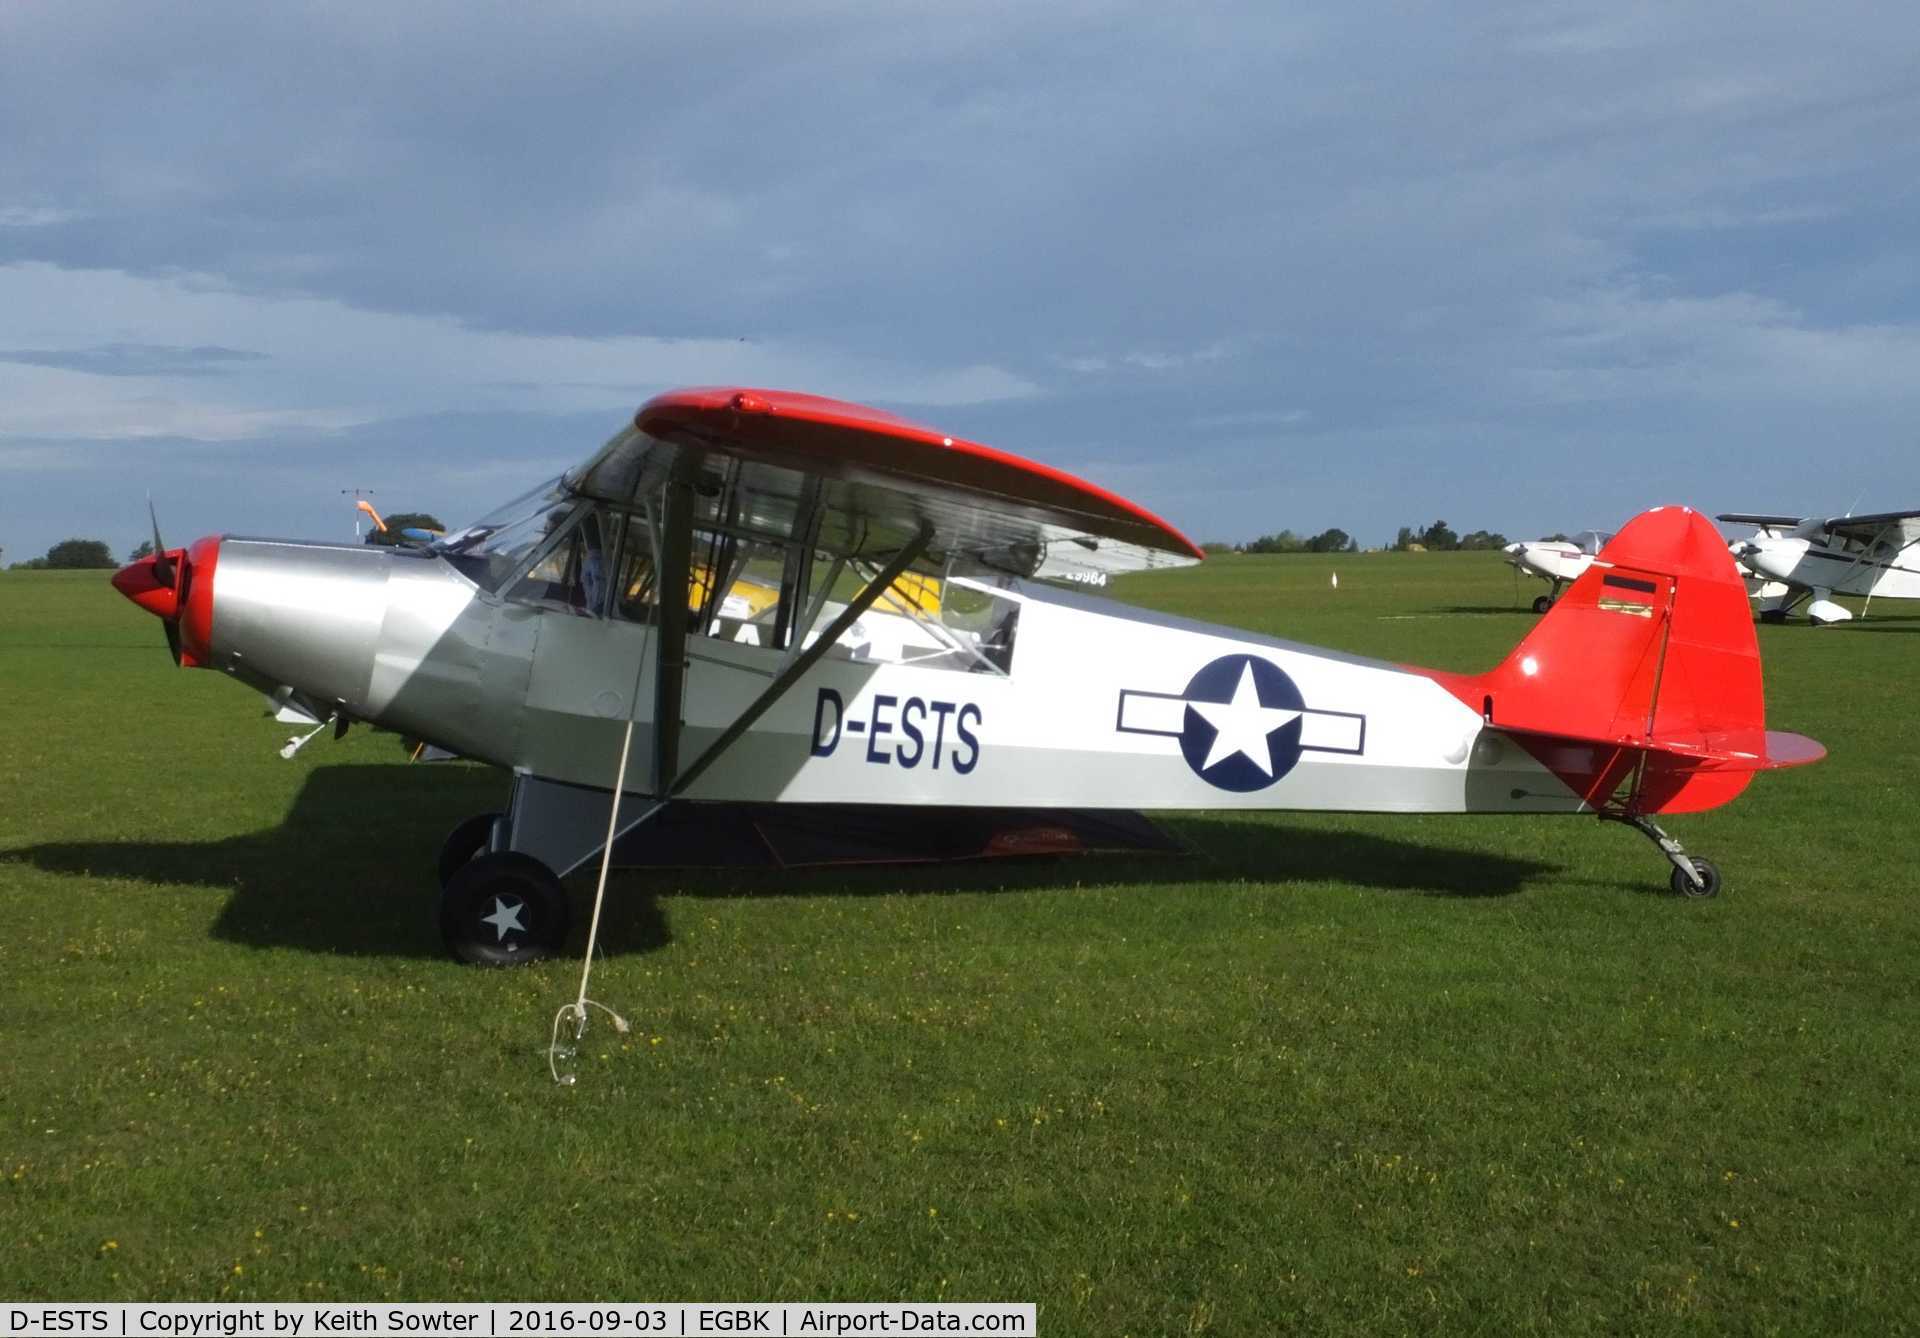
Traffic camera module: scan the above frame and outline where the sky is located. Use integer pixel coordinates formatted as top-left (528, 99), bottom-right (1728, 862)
top-left (3, 0), bottom-right (1918, 563)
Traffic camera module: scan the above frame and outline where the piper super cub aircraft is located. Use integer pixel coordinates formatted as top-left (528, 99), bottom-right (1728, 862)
top-left (1718, 510), bottom-right (1920, 624)
top-left (112, 388), bottom-right (1825, 963)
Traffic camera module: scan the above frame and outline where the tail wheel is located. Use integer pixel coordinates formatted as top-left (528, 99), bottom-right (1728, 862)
top-left (439, 852), bottom-right (571, 966)
top-left (438, 811), bottom-right (502, 888)
top-left (1531, 594), bottom-right (1554, 614)
top-left (1670, 857), bottom-right (1722, 899)
top-left (1758, 609), bottom-right (1789, 625)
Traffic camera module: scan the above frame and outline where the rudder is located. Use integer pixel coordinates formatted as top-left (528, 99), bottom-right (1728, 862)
top-left (1430, 506), bottom-right (1785, 813)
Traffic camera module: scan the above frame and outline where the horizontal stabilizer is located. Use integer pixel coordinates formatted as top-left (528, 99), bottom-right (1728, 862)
top-left (1492, 723), bottom-right (1826, 773)
top-left (1646, 728), bottom-right (1826, 771)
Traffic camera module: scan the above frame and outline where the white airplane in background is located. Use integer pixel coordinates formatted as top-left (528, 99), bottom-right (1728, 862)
top-left (1503, 530), bottom-right (1614, 613)
top-left (1718, 510), bottom-right (1920, 624)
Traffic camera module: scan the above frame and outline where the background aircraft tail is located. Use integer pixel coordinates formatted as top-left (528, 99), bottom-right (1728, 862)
top-left (1429, 506), bottom-right (1824, 813)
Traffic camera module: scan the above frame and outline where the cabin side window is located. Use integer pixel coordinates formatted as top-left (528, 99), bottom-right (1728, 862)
top-left (577, 456), bottom-right (1019, 673)
top-left (785, 555), bottom-right (1018, 675)
top-left (609, 512), bottom-right (659, 624)
top-left (506, 507), bottom-right (612, 614)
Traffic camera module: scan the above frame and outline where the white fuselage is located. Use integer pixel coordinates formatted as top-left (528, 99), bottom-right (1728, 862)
top-left (1505, 542), bottom-right (1593, 587)
top-left (1740, 535), bottom-right (1920, 602)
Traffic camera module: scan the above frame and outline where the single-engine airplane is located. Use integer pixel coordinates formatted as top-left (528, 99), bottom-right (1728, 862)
top-left (112, 388), bottom-right (1824, 964)
top-left (1503, 531), bottom-right (1615, 613)
top-left (1718, 510), bottom-right (1920, 624)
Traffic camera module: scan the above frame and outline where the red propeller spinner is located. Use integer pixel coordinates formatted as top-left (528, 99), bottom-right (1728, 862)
top-left (111, 503), bottom-right (220, 667)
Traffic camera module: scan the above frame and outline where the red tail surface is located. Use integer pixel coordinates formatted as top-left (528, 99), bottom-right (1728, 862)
top-left (1429, 506), bottom-right (1824, 814)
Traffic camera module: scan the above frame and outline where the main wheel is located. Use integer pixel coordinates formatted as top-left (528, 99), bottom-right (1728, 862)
top-left (1670, 857), bottom-right (1722, 899)
top-left (439, 851), bottom-right (571, 965)
top-left (1531, 594), bottom-right (1554, 614)
top-left (438, 811), bottom-right (503, 888)
top-left (1758, 608), bottom-right (1788, 625)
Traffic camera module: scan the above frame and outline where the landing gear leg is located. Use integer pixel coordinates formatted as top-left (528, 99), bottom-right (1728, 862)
top-left (1605, 813), bottom-right (1721, 898)
top-left (1758, 589), bottom-right (1809, 625)
top-left (438, 811), bottom-right (503, 888)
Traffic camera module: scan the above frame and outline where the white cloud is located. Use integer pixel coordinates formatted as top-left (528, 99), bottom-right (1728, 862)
top-left (0, 262), bottom-right (1042, 446)
top-left (0, 205), bottom-right (82, 227)
top-left (1191, 408), bottom-right (1311, 430)
top-left (1511, 285), bottom-right (1920, 407)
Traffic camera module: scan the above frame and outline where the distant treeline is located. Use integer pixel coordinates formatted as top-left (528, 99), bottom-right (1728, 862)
top-left (1204, 528), bottom-right (1360, 555)
top-left (7, 538), bottom-right (120, 570)
top-left (1389, 520), bottom-right (1509, 552)
top-left (1200, 520), bottom-right (1509, 555)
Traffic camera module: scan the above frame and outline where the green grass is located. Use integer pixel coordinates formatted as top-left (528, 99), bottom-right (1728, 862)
top-left (2, 559), bottom-right (1917, 1332)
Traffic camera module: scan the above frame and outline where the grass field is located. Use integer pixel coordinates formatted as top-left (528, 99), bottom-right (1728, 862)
top-left (3, 557), bottom-right (1917, 1332)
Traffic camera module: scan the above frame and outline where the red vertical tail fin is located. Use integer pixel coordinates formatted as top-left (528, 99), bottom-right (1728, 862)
top-left (1428, 506), bottom-right (1823, 813)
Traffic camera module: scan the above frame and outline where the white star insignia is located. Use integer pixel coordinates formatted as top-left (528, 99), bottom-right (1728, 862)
top-left (481, 895), bottom-right (527, 942)
top-left (1189, 663), bottom-right (1301, 776)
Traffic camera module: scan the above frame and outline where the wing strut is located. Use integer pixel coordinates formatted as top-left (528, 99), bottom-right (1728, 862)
top-left (651, 459), bottom-right (697, 791)
top-left (653, 518), bottom-right (932, 814)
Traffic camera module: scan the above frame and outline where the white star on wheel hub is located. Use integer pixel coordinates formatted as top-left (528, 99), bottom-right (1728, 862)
top-left (481, 894), bottom-right (527, 942)
top-left (1189, 662), bottom-right (1302, 775)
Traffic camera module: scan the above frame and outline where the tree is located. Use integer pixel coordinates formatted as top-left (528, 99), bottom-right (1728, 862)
top-left (366, 512), bottom-right (447, 546)
top-left (1198, 541), bottom-right (1238, 555)
top-left (1418, 519), bottom-right (1459, 552)
top-left (1245, 530), bottom-right (1307, 554)
top-left (129, 539), bottom-right (155, 561)
top-left (44, 538), bottom-right (116, 569)
top-left (1305, 527), bottom-right (1353, 553)
top-left (1457, 530), bottom-right (1509, 551)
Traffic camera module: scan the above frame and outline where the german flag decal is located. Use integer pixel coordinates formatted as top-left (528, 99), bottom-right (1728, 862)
top-left (1599, 572), bottom-right (1660, 617)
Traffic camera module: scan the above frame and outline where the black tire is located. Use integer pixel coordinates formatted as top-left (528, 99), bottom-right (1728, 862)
top-left (1759, 609), bottom-right (1788, 625)
top-left (439, 851), bottom-right (570, 966)
top-left (1670, 857), bottom-right (1722, 899)
top-left (1531, 594), bottom-right (1554, 614)
top-left (437, 811), bottom-right (502, 888)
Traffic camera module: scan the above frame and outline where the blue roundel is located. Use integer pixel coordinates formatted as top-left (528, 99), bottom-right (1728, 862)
top-left (1178, 654), bottom-right (1307, 791)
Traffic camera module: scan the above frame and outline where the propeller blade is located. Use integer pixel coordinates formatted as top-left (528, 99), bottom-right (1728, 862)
top-left (162, 619), bottom-right (183, 667)
top-left (148, 495), bottom-right (176, 587)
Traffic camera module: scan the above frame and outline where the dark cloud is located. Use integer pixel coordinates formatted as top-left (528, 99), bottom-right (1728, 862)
top-left (2, 1), bottom-right (1918, 559)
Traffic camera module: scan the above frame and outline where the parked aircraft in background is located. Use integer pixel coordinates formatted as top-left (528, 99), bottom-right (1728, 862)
top-left (1716, 517), bottom-right (1795, 614)
top-left (110, 389), bottom-right (1823, 978)
top-left (1503, 531), bottom-right (1615, 613)
top-left (1718, 511), bottom-right (1920, 624)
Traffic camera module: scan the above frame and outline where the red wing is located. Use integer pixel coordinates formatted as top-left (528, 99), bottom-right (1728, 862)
top-left (569, 387), bottom-right (1202, 579)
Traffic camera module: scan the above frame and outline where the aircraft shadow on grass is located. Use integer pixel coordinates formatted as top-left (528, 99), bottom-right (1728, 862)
top-left (10, 764), bottom-right (1555, 962)
top-left (1827, 620), bottom-right (1920, 635)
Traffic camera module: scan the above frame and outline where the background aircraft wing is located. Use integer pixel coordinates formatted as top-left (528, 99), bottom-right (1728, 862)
top-left (1815, 509), bottom-right (1920, 546)
top-left (1715, 512), bottom-right (1804, 528)
top-left (567, 387), bottom-right (1204, 579)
